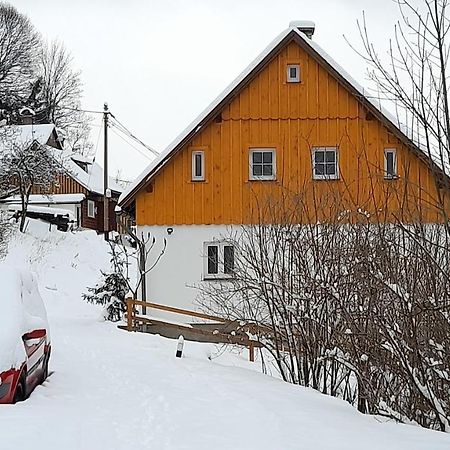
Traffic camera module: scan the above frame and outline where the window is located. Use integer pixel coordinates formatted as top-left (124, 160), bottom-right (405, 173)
top-left (249, 148), bottom-right (276, 181)
top-left (223, 245), bottom-right (234, 275)
top-left (191, 150), bottom-right (205, 181)
top-left (287, 64), bottom-right (300, 82)
top-left (87, 200), bottom-right (96, 218)
top-left (312, 147), bottom-right (339, 180)
top-left (384, 149), bottom-right (397, 179)
top-left (204, 242), bottom-right (235, 279)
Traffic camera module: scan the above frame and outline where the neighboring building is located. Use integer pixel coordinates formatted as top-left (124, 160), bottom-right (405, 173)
top-left (0, 123), bottom-right (122, 232)
top-left (119, 21), bottom-right (450, 312)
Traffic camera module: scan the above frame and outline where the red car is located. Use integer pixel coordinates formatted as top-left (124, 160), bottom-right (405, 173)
top-left (0, 267), bottom-right (51, 404)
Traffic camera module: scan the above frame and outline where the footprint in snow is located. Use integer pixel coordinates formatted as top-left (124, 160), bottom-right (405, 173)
top-left (45, 285), bottom-right (58, 291)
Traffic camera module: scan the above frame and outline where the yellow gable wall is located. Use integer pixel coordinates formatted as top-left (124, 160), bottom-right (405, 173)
top-left (136, 40), bottom-right (448, 226)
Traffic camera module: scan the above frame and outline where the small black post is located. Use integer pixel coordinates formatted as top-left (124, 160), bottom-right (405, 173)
top-left (176, 335), bottom-right (184, 358)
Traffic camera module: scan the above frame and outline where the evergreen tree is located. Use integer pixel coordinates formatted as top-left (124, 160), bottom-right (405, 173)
top-left (83, 258), bottom-right (129, 322)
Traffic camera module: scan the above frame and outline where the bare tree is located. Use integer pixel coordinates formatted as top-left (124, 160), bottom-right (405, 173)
top-left (354, 0), bottom-right (450, 204)
top-left (0, 127), bottom-right (65, 232)
top-left (37, 40), bottom-right (92, 154)
top-left (83, 227), bottom-right (167, 321)
top-left (197, 183), bottom-right (450, 431)
top-left (111, 224), bottom-right (167, 304)
top-left (0, 3), bottom-right (40, 106)
top-left (0, 5), bottom-right (92, 153)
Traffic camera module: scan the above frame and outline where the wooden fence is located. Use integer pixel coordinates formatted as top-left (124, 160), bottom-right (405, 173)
top-left (124, 297), bottom-right (261, 362)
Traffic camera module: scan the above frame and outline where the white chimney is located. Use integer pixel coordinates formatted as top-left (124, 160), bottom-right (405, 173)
top-left (289, 20), bottom-right (316, 39)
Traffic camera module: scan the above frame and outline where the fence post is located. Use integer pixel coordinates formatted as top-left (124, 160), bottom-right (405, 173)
top-left (126, 296), bottom-right (134, 331)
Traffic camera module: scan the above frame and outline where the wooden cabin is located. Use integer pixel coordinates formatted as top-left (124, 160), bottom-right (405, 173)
top-left (119, 21), bottom-right (450, 312)
top-left (0, 124), bottom-right (122, 232)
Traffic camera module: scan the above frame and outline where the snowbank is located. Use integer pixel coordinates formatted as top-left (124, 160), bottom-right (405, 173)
top-left (0, 265), bottom-right (48, 370)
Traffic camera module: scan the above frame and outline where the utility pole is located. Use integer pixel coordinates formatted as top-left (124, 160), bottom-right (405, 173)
top-left (103, 102), bottom-right (110, 241)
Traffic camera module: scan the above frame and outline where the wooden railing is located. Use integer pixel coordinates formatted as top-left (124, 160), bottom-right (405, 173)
top-left (125, 297), bottom-right (260, 361)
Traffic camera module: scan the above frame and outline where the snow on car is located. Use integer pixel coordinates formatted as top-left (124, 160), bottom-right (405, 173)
top-left (0, 265), bottom-right (51, 404)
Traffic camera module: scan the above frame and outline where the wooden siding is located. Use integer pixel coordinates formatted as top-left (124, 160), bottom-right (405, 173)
top-left (31, 173), bottom-right (120, 232)
top-left (31, 173), bottom-right (89, 196)
top-left (81, 194), bottom-right (119, 232)
top-left (135, 40), bottom-right (450, 226)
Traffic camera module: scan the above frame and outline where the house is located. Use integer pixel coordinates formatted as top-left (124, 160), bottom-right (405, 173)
top-left (0, 123), bottom-right (122, 232)
top-left (118, 21), bottom-right (450, 313)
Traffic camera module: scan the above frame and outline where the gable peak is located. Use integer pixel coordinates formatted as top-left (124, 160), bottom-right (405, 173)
top-left (289, 20), bottom-right (315, 39)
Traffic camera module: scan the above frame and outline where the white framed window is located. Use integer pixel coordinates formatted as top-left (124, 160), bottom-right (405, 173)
top-left (87, 200), bottom-right (96, 218)
top-left (312, 147), bottom-right (339, 180)
top-left (191, 150), bottom-right (205, 181)
top-left (384, 148), bottom-right (397, 179)
top-left (203, 241), bottom-right (235, 279)
top-left (287, 64), bottom-right (300, 82)
top-left (249, 148), bottom-right (276, 181)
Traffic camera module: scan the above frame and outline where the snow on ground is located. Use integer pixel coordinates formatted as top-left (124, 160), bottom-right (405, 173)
top-left (0, 220), bottom-right (450, 450)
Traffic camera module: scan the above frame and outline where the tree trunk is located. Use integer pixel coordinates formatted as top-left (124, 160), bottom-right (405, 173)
top-left (19, 186), bottom-right (31, 233)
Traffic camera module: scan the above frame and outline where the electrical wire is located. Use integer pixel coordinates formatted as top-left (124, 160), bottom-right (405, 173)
top-left (55, 106), bottom-right (105, 115)
top-left (109, 113), bottom-right (160, 156)
top-left (109, 126), bottom-right (153, 161)
top-left (110, 119), bottom-right (159, 157)
top-left (56, 105), bottom-right (160, 158)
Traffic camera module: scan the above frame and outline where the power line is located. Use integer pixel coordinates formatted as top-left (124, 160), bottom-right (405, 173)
top-left (56, 105), bottom-right (160, 158)
top-left (109, 113), bottom-right (160, 157)
top-left (109, 126), bottom-right (153, 161)
top-left (55, 106), bottom-right (105, 115)
top-left (110, 117), bottom-right (159, 157)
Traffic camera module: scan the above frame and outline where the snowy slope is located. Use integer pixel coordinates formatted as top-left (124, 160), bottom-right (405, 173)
top-left (0, 220), bottom-right (449, 450)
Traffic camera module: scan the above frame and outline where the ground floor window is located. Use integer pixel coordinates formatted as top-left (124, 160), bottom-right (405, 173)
top-left (87, 199), bottom-right (96, 218)
top-left (203, 241), bottom-right (235, 279)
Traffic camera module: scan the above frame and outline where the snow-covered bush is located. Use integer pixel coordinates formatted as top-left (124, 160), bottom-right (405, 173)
top-left (198, 193), bottom-right (450, 432)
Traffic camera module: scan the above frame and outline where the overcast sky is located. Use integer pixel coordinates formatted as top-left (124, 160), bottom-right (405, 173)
top-left (13, 0), bottom-right (401, 181)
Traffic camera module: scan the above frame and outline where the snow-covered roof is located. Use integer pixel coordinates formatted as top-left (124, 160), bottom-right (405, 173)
top-left (0, 123), bottom-right (122, 196)
top-left (62, 150), bottom-right (123, 195)
top-left (119, 22), bottom-right (439, 207)
top-left (70, 153), bottom-right (93, 165)
top-left (5, 204), bottom-right (75, 220)
top-left (3, 124), bottom-right (56, 147)
top-left (2, 194), bottom-right (86, 205)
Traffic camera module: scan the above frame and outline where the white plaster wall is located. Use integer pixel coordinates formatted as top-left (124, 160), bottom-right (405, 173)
top-left (138, 224), bottom-right (237, 320)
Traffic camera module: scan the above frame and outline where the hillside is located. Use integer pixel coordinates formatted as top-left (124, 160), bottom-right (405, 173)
top-left (0, 220), bottom-right (449, 450)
